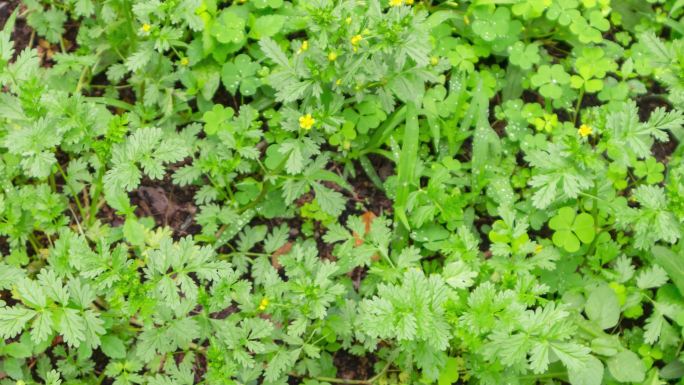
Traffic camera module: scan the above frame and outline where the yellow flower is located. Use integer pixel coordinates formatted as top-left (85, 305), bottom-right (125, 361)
top-left (578, 124), bottom-right (593, 137)
top-left (351, 34), bottom-right (363, 45)
top-left (328, 51), bottom-right (338, 61)
top-left (406, 0), bottom-right (414, 4)
top-left (389, 0), bottom-right (403, 6)
top-left (335, 79), bottom-right (342, 86)
top-left (297, 40), bottom-right (309, 54)
top-left (430, 56), bottom-right (439, 66)
top-left (534, 244), bottom-right (543, 254)
top-left (258, 298), bottom-right (269, 311)
top-left (141, 23), bottom-right (151, 33)
top-left (299, 114), bottom-right (315, 130)
top-left (180, 57), bottom-right (189, 66)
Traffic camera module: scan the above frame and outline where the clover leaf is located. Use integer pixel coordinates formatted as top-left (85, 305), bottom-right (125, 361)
top-left (531, 64), bottom-right (571, 99)
top-left (438, 357), bottom-right (460, 385)
top-left (221, 54), bottom-right (261, 96)
top-left (549, 207), bottom-right (595, 252)
top-left (570, 47), bottom-right (616, 92)
top-left (508, 42), bottom-right (540, 70)
top-left (202, 104), bottom-right (235, 135)
top-left (512, 0), bottom-right (550, 19)
top-left (570, 73), bottom-right (603, 92)
top-left (546, 0), bottom-right (580, 25)
top-left (472, 7), bottom-right (511, 42)
top-left (249, 15), bottom-right (286, 39)
top-left (569, 12), bottom-right (609, 44)
top-left (447, 44), bottom-right (478, 72)
top-left (211, 10), bottom-right (246, 45)
top-left (634, 157), bottom-right (665, 184)
top-left (354, 98), bottom-right (388, 134)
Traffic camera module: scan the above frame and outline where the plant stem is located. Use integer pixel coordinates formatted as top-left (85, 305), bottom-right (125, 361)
top-left (85, 96), bottom-right (135, 111)
top-left (55, 161), bottom-right (86, 220)
top-left (574, 87), bottom-right (585, 125)
top-left (88, 168), bottom-right (105, 227)
top-left (27, 233), bottom-right (41, 254)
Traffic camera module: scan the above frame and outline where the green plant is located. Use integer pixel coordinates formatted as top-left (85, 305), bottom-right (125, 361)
top-left (2, 0), bottom-right (684, 384)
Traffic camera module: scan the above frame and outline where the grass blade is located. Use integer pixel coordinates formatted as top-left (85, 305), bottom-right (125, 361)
top-left (394, 101), bottom-right (419, 231)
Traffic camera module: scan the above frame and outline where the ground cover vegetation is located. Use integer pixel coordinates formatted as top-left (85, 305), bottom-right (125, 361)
top-left (1, 0), bottom-right (684, 384)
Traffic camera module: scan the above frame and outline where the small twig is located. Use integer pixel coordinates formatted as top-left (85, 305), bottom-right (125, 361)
top-left (68, 205), bottom-right (85, 236)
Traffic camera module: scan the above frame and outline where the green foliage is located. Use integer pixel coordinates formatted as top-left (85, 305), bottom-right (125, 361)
top-left (1, 0), bottom-right (684, 384)
top-left (531, 64), bottom-right (571, 99)
top-left (549, 207), bottom-right (595, 252)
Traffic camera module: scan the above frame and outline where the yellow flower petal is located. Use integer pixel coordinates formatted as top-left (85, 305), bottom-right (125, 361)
top-left (299, 114), bottom-right (315, 130)
top-left (258, 298), bottom-right (269, 311)
top-left (578, 124), bottom-right (593, 137)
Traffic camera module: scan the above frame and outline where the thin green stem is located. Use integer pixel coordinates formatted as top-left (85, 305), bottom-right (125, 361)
top-left (577, 191), bottom-right (607, 203)
top-left (48, 172), bottom-right (57, 192)
top-left (88, 164), bottom-right (106, 227)
top-left (27, 234), bottom-right (41, 254)
top-left (85, 96), bottom-right (135, 111)
top-left (55, 161), bottom-right (86, 220)
top-left (574, 87), bottom-right (585, 125)
top-left (75, 65), bottom-right (89, 94)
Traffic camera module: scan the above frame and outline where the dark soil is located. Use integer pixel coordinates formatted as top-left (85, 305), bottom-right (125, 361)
top-left (334, 350), bottom-right (376, 382)
top-left (131, 174), bottom-right (200, 238)
top-left (0, 1), bottom-right (32, 55)
top-left (637, 93), bottom-right (680, 162)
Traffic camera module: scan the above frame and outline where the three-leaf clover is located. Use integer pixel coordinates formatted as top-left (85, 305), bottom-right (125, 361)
top-left (345, 98), bottom-right (387, 135)
top-left (508, 42), bottom-right (540, 70)
top-left (512, 0), bottom-right (551, 19)
top-left (569, 11), bottom-right (609, 44)
top-left (549, 207), bottom-right (595, 252)
top-left (545, 0), bottom-right (580, 26)
top-left (202, 105), bottom-right (235, 135)
top-left (531, 64), bottom-right (571, 99)
top-left (221, 54), bottom-right (261, 96)
top-left (634, 157), bottom-right (665, 184)
top-left (570, 47), bottom-right (616, 92)
top-left (447, 44), bottom-right (478, 72)
top-left (471, 7), bottom-right (511, 42)
top-left (211, 10), bottom-right (246, 45)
